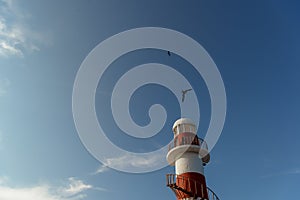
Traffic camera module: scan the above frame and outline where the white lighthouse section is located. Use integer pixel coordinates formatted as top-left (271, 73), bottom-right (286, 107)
top-left (175, 152), bottom-right (204, 175)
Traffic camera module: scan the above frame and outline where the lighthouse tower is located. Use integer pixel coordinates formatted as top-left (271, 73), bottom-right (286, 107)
top-left (166, 118), bottom-right (219, 200)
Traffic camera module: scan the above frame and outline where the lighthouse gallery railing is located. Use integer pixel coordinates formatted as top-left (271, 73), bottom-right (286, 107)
top-left (168, 136), bottom-right (208, 151)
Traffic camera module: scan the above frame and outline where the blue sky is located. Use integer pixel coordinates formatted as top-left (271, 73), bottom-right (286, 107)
top-left (0, 0), bottom-right (300, 199)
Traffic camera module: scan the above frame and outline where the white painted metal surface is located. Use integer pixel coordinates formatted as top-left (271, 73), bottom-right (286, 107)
top-left (175, 152), bottom-right (204, 175)
top-left (173, 118), bottom-right (196, 132)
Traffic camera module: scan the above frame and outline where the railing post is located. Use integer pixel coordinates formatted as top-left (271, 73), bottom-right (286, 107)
top-left (173, 174), bottom-right (176, 184)
top-left (166, 175), bottom-right (168, 185)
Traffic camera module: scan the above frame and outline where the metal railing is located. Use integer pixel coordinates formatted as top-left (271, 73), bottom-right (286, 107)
top-left (166, 174), bottom-right (219, 200)
top-left (168, 136), bottom-right (208, 152)
top-left (207, 187), bottom-right (220, 200)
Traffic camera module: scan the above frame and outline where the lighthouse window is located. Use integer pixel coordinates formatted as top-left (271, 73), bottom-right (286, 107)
top-left (183, 124), bottom-right (188, 132)
top-left (183, 124), bottom-right (189, 132)
top-left (187, 125), bottom-right (190, 132)
top-left (191, 125), bottom-right (195, 133)
top-left (187, 124), bottom-right (192, 132)
top-left (185, 124), bottom-right (189, 132)
top-left (180, 124), bottom-right (184, 132)
top-left (178, 125), bottom-right (184, 133)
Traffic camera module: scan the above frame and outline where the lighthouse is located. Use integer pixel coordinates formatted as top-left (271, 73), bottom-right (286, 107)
top-left (166, 118), bottom-right (219, 200)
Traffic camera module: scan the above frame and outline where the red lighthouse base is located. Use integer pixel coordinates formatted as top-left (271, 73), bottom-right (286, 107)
top-left (176, 172), bottom-right (208, 199)
top-left (167, 173), bottom-right (208, 200)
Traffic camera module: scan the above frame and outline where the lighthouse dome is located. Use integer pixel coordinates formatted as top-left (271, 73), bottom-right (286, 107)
top-left (172, 118), bottom-right (195, 130)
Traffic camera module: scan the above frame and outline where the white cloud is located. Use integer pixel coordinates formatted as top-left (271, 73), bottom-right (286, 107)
top-left (0, 185), bottom-right (62, 200)
top-left (61, 177), bottom-right (107, 194)
top-left (0, 40), bottom-right (23, 56)
top-left (92, 155), bottom-right (164, 174)
top-left (60, 177), bottom-right (92, 197)
top-left (0, 0), bottom-right (49, 57)
top-left (0, 177), bottom-right (105, 200)
top-left (94, 165), bottom-right (109, 174)
top-left (101, 153), bottom-right (165, 172)
top-left (0, 78), bottom-right (10, 96)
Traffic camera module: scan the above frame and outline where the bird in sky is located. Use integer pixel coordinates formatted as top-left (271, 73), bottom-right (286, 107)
top-left (181, 88), bottom-right (192, 102)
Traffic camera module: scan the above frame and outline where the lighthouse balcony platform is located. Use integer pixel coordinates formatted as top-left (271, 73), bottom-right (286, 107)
top-left (167, 136), bottom-right (210, 165)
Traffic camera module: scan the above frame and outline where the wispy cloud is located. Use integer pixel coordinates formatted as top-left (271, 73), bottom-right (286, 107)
top-left (0, 78), bottom-right (10, 96)
top-left (93, 165), bottom-right (109, 175)
top-left (59, 177), bottom-right (107, 197)
top-left (99, 153), bottom-right (165, 173)
top-left (0, 0), bottom-right (50, 57)
top-left (286, 168), bottom-right (300, 175)
top-left (0, 176), bottom-right (105, 200)
top-left (261, 168), bottom-right (300, 178)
